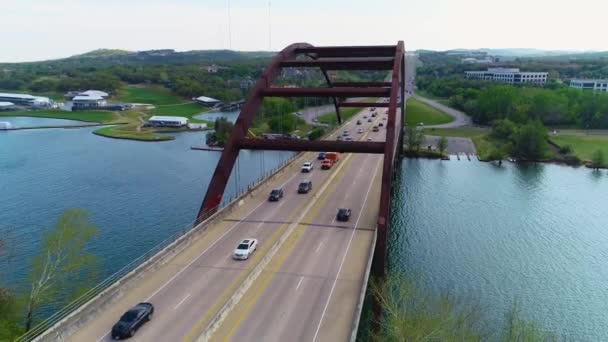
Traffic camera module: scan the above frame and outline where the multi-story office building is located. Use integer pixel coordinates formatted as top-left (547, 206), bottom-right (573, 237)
top-left (465, 68), bottom-right (548, 85)
top-left (569, 79), bottom-right (608, 92)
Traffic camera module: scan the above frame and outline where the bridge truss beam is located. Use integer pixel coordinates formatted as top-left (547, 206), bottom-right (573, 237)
top-left (198, 42), bottom-right (406, 278)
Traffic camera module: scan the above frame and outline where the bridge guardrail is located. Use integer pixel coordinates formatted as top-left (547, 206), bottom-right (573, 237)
top-left (20, 106), bottom-right (361, 341)
top-left (18, 153), bottom-right (300, 342)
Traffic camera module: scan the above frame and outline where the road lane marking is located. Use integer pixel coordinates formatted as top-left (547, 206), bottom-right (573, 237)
top-left (185, 137), bottom-right (363, 341)
top-left (296, 277), bottom-right (304, 291)
top-left (94, 169), bottom-right (303, 342)
top-left (311, 159), bottom-right (381, 342)
top-left (314, 242), bottom-right (323, 254)
top-left (174, 294), bottom-right (191, 310)
top-left (212, 128), bottom-right (366, 341)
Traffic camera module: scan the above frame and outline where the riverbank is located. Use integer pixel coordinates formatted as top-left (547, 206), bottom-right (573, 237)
top-left (422, 126), bottom-right (608, 168)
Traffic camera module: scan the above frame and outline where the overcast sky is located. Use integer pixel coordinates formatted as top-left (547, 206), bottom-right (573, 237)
top-left (1, 0), bottom-right (606, 62)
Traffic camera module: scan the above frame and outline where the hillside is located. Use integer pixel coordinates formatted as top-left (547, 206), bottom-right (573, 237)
top-left (0, 49), bottom-right (276, 67)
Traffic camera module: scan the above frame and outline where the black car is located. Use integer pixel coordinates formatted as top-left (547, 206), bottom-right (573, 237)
top-left (268, 188), bottom-right (284, 201)
top-left (317, 152), bottom-right (326, 160)
top-left (336, 208), bottom-right (352, 222)
top-left (298, 180), bottom-right (312, 194)
top-left (378, 122), bottom-right (384, 127)
top-left (112, 302), bottom-right (154, 339)
top-left (356, 120), bottom-right (362, 125)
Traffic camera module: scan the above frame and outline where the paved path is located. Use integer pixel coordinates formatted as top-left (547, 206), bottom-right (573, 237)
top-left (414, 95), bottom-right (472, 128)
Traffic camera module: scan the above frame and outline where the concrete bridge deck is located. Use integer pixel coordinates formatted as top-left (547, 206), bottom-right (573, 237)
top-left (67, 106), bottom-right (385, 342)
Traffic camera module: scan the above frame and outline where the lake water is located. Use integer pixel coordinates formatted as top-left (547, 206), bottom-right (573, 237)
top-left (0, 116), bottom-right (89, 128)
top-left (0, 123), bottom-right (292, 293)
top-left (390, 159), bottom-right (608, 340)
top-left (2, 118), bottom-right (608, 340)
top-left (195, 110), bottom-right (239, 123)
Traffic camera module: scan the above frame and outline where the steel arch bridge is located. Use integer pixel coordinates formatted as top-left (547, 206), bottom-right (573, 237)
top-left (198, 42), bottom-right (405, 276)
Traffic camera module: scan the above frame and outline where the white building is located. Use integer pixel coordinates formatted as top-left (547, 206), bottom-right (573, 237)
top-left (465, 68), bottom-right (548, 85)
top-left (80, 90), bottom-right (109, 98)
top-left (148, 116), bottom-right (188, 127)
top-left (194, 96), bottom-right (221, 106)
top-left (0, 102), bottom-right (15, 110)
top-left (72, 95), bottom-right (107, 109)
top-left (569, 79), bottom-right (608, 92)
top-left (0, 92), bottom-right (52, 107)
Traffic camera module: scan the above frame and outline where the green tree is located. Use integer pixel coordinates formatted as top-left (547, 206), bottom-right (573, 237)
top-left (0, 239), bottom-right (24, 341)
top-left (512, 121), bottom-right (548, 160)
top-left (24, 209), bottom-right (98, 332)
top-left (406, 126), bottom-right (423, 151)
top-left (591, 149), bottom-right (604, 169)
top-left (308, 128), bottom-right (325, 141)
top-left (438, 136), bottom-right (448, 156)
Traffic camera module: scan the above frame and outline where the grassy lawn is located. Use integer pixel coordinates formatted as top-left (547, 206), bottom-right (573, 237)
top-left (94, 126), bottom-right (173, 141)
top-left (415, 90), bottom-right (448, 102)
top-left (0, 110), bottom-right (119, 123)
top-left (405, 98), bottom-right (453, 126)
top-left (116, 85), bottom-right (184, 105)
top-left (317, 108), bottom-right (362, 125)
top-left (150, 103), bottom-right (212, 123)
top-left (551, 135), bottom-right (608, 162)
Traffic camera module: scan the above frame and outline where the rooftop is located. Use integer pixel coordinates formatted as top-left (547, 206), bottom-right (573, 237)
top-left (195, 96), bottom-right (221, 103)
top-left (0, 101), bottom-right (15, 107)
top-left (81, 90), bottom-right (109, 97)
top-left (73, 95), bottom-right (104, 101)
top-left (149, 116), bottom-right (188, 123)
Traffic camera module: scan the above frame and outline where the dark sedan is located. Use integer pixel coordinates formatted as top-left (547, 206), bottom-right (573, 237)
top-left (112, 302), bottom-right (154, 339)
top-left (336, 208), bottom-right (352, 222)
top-left (268, 188), bottom-right (284, 201)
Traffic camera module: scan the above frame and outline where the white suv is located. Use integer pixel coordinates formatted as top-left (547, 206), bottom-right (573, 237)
top-left (301, 162), bottom-right (314, 173)
top-left (233, 239), bottom-right (258, 260)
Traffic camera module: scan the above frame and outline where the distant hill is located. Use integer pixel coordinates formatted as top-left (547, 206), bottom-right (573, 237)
top-left (439, 48), bottom-right (601, 58)
top-left (1, 49), bottom-right (276, 67)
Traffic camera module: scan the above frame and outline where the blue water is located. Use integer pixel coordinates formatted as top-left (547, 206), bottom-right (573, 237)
top-left (0, 116), bottom-right (88, 128)
top-left (195, 110), bottom-right (239, 123)
top-left (390, 159), bottom-right (608, 340)
top-left (0, 125), bottom-right (291, 292)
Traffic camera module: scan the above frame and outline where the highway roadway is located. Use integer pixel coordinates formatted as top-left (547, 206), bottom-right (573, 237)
top-left (70, 105), bottom-right (388, 342)
top-left (209, 110), bottom-right (386, 341)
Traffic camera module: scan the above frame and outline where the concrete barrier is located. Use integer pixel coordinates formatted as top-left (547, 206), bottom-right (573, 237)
top-left (33, 152), bottom-right (304, 342)
top-left (350, 229), bottom-right (377, 342)
top-left (32, 107), bottom-right (363, 342)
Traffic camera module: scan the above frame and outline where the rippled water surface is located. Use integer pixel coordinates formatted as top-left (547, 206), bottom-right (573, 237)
top-left (390, 159), bottom-right (608, 340)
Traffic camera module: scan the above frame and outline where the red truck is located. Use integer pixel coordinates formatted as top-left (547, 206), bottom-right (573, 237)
top-left (321, 152), bottom-right (339, 169)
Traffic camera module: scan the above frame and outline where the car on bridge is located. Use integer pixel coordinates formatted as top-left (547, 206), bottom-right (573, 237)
top-left (356, 120), bottom-right (362, 125)
top-left (298, 180), bottom-right (312, 193)
top-left (233, 239), bottom-right (258, 260)
top-left (336, 208), bottom-right (352, 222)
top-left (268, 188), bottom-right (284, 201)
top-left (379, 122), bottom-right (384, 127)
top-left (111, 302), bottom-right (154, 339)
top-left (372, 126), bottom-right (379, 132)
top-left (367, 118), bottom-right (372, 123)
top-left (317, 152), bottom-right (326, 160)
top-left (301, 162), bottom-right (314, 173)
top-left (357, 128), bottom-right (364, 134)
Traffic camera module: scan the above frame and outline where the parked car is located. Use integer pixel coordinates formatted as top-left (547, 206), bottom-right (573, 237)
top-left (336, 208), bottom-right (352, 222)
top-left (111, 303), bottom-right (154, 339)
top-left (298, 180), bottom-right (312, 193)
top-left (233, 239), bottom-right (258, 260)
top-left (317, 152), bottom-right (326, 160)
top-left (301, 162), bottom-right (314, 173)
top-left (268, 188), bottom-right (284, 201)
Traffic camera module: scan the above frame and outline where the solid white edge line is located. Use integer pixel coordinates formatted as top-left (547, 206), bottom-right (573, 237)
top-left (95, 170), bottom-right (302, 342)
top-left (311, 158), bottom-right (381, 342)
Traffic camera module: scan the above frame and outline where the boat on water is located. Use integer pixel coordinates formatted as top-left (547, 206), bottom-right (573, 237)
top-left (0, 121), bottom-right (12, 130)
